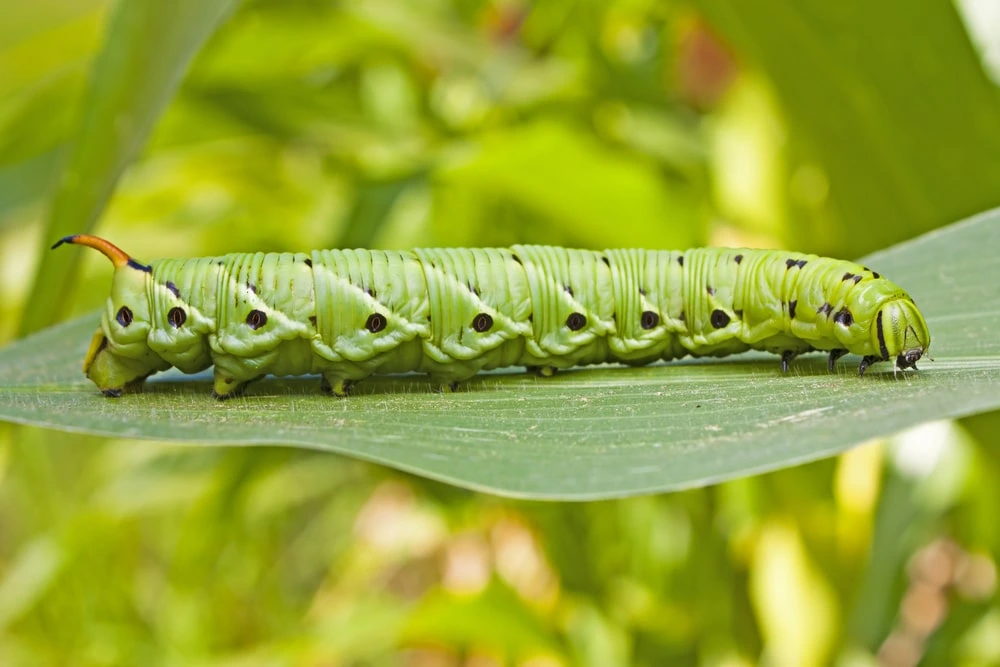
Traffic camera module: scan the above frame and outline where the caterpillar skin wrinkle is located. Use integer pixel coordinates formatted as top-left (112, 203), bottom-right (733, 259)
top-left (53, 235), bottom-right (931, 399)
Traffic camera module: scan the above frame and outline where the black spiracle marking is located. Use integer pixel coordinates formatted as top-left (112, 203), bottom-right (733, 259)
top-left (842, 272), bottom-right (862, 284)
top-left (365, 313), bottom-right (387, 333)
top-left (165, 281), bottom-right (180, 298)
top-left (246, 310), bottom-right (267, 330)
top-left (817, 302), bottom-right (833, 317)
top-left (167, 307), bottom-right (186, 328)
top-left (785, 258), bottom-right (808, 269)
top-left (511, 254), bottom-right (522, 265)
top-left (711, 309), bottom-right (730, 328)
top-left (601, 256), bottom-right (610, 267)
top-left (564, 285), bottom-right (574, 298)
top-left (116, 306), bottom-right (133, 328)
top-left (734, 254), bottom-right (743, 264)
top-left (734, 309), bottom-right (743, 319)
top-left (566, 312), bottom-right (587, 331)
top-left (367, 288), bottom-right (377, 298)
top-left (309, 316), bottom-right (317, 326)
top-left (472, 313), bottom-right (493, 332)
top-left (677, 255), bottom-right (684, 266)
top-left (706, 286), bottom-right (716, 296)
top-left (246, 282), bottom-right (257, 295)
top-left (304, 258), bottom-right (312, 267)
top-left (640, 310), bottom-right (659, 330)
top-left (789, 300), bottom-right (798, 319)
top-left (834, 308), bottom-right (854, 327)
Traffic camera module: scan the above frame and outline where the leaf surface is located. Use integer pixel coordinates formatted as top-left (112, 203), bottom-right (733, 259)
top-left (1, 211), bottom-right (998, 499)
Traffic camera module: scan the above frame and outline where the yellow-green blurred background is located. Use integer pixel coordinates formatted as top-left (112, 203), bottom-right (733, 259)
top-left (1, 0), bottom-right (999, 664)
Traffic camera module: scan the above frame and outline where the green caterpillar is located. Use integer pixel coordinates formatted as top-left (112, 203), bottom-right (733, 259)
top-left (53, 235), bottom-right (931, 399)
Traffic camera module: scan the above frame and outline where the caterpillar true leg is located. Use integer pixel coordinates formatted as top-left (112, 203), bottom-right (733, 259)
top-left (827, 349), bottom-right (848, 372)
top-left (525, 365), bottom-right (558, 377)
top-left (780, 350), bottom-right (799, 373)
top-left (857, 355), bottom-right (882, 377)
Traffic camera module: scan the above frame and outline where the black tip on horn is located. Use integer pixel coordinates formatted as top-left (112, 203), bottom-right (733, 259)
top-left (51, 235), bottom-right (78, 250)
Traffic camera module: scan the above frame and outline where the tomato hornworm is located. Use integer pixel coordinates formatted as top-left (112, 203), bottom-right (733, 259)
top-left (53, 235), bottom-right (931, 398)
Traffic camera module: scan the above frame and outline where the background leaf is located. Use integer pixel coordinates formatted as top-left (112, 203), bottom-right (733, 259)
top-left (2, 210), bottom-right (997, 499)
top-left (17, 0), bottom-right (237, 336)
top-left (689, 0), bottom-right (1000, 257)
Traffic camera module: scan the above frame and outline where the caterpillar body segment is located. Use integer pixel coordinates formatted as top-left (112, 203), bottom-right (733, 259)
top-left (53, 235), bottom-right (932, 398)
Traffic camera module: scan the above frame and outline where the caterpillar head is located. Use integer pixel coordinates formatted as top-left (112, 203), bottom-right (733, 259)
top-left (53, 235), bottom-right (169, 396)
top-left (872, 296), bottom-right (931, 372)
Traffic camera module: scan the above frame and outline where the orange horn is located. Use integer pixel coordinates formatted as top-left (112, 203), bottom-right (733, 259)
top-left (51, 234), bottom-right (148, 271)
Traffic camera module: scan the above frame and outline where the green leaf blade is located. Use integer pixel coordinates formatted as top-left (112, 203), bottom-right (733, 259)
top-left (19, 0), bottom-right (237, 335)
top-left (1, 211), bottom-right (998, 500)
top-left (691, 0), bottom-right (1000, 257)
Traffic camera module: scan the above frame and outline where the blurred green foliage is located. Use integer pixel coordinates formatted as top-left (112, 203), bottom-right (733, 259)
top-left (1, 0), bottom-right (998, 664)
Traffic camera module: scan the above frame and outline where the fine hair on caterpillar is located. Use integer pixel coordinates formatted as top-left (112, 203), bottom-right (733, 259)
top-left (53, 234), bottom-right (932, 399)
